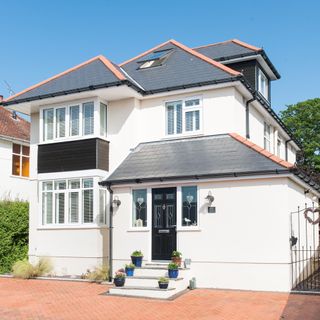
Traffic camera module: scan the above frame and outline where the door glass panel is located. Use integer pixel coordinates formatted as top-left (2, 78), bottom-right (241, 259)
top-left (154, 194), bottom-right (162, 200)
top-left (166, 204), bottom-right (175, 227)
top-left (154, 205), bottom-right (163, 227)
top-left (166, 193), bottom-right (174, 200)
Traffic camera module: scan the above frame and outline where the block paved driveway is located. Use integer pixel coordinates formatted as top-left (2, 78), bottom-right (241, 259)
top-left (0, 278), bottom-right (319, 320)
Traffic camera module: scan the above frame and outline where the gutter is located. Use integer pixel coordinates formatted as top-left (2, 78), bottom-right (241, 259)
top-left (101, 169), bottom-right (291, 187)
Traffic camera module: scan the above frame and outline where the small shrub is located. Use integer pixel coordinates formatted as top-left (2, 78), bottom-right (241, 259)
top-left (12, 260), bottom-right (34, 279)
top-left (12, 258), bottom-right (53, 279)
top-left (168, 262), bottom-right (179, 270)
top-left (125, 263), bottom-right (135, 269)
top-left (159, 277), bottom-right (169, 283)
top-left (87, 264), bottom-right (109, 281)
top-left (171, 251), bottom-right (182, 258)
top-left (114, 269), bottom-right (126, 279)
top-left (131, 250), bottom-right (143, 257)
top-left (33, 258), bottom-right (53, 276)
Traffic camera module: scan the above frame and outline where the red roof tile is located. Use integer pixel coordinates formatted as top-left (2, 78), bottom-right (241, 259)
top-left (0, 107), bottom-right (30, 141)
top-left (229, 133), bottom-right (294, 169)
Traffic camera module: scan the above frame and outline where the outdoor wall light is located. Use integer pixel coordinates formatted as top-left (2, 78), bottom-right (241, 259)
top-left (205, 191), bottom-right (214, 205)
top-left (112, 196), bottom-right (121, 208)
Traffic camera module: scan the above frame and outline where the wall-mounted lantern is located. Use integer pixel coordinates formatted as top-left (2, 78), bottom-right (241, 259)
top-left (205, 191), bottom-right (216, 213)
top-left (112, 196), bottom-right (121, 208)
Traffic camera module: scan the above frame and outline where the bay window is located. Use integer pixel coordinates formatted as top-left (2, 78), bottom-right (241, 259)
top-left (42, 100), bottom-right (108, 142)
top-left (181, 186), bottom-right (198, 226)
top-left (132, 189), bottom-right (147, 227)
top-left (166, 98), bottom-right (202, 135)
top-left (41, 177), bottom-right (102, 226)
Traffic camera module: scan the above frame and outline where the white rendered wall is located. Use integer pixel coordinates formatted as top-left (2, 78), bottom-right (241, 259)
top-left (111, 176), bottom-right (311, 292)
top-left (0, 139), bottom-right (30, 200)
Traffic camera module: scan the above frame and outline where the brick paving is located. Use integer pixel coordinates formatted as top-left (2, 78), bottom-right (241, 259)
top-left (0, 278), bottom-right (319, 320)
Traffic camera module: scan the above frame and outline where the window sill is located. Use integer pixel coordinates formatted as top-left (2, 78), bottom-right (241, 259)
top-left (10, 175), bottom-right (30, 180)
top-left (127, 228), bottom-right (150, 232)
top-left (163, 131), bottom-right (204, 140)
top-left (176, 227), bottom-right (201, 232)
top-left (38, 135), bottom-right (108, 145)
top-left (37, 224), bottom-right (109, 230)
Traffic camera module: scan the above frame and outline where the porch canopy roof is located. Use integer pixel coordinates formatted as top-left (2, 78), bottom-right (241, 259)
top-left (102, 134), bottom-right (295, 186)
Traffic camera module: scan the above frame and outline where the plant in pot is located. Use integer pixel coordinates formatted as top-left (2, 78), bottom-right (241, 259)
top-left (113, 268), bottom-right (126, 287)
top-left (171, 251), bottom-right (182, 267)
top-left (125, 263), bottom-right (135, 276)
top-left (168, 262), bottom-right (179, 279)
top-left (131, 250), bottom-right (143, 267)
top-left (158, 277), bottom-right (169, 289)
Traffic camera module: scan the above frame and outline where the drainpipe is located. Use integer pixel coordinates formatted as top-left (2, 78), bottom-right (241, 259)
top-left (285, 139), bottom-right (292, 161)
top-left (106, 184), bottom-right (113, 282)
top-left (245, 95), bottom-right (256, 139)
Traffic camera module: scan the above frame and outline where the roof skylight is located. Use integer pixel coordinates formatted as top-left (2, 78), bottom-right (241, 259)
top-left (138, 49), bottom-right (173, 69)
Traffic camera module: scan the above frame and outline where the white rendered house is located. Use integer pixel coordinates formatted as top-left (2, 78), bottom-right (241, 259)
top-left (0, 104), bottom-right (30, 200)
top-left (2, 39), bottom-right (319, 296)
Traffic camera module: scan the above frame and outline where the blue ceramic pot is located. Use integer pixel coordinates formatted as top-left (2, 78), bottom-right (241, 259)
top-left (125, 267), bottom-right (134, 276)
top-left (114, 277), bottom-right (125, 287)
top-left (168, 269), bottom-right (179, 279)
top-left (131, 256), bottom-right (143, 267)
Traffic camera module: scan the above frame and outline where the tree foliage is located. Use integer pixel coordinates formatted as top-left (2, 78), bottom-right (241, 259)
top-left (0, 201), bottom-right (29, 274)
top-left (280, 98), bottom-right (320, 172)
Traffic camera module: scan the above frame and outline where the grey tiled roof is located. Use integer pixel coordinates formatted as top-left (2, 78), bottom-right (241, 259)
top-left (194, 41), bottom-right (256, 60)
top-left (8, 59), bottom-right (124, 102)
top-left (105, 134), bottom-right (288, 184)
top-left (121, 42), bottom-right (237, 93)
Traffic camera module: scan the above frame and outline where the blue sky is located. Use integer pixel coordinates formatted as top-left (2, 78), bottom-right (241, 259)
top-left (0, 0), bottom-right (319, 113)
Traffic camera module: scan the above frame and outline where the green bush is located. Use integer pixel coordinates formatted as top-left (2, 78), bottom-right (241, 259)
top-left (0, 200), bottom-right (29, 274)
top-left (87, 264), bottom-right (109, 281)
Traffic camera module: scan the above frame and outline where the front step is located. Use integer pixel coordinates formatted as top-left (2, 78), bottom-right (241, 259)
top-left (109, 286), bottom-right (176, 299)
top-left (108, 262), bottom-right (191, 299)
top-left (125, 276), bottom-right (184, 288)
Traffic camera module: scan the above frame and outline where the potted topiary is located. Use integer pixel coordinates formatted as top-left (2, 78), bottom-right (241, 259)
top-left (168, 262), bottom-right (179, 278)
top-left (131, 250), bottom-right (143, 267)
top-left (113, 269), bottom-right (126, 287)
top-left (158, 277), bottom-right (169, 289)
top-left (171, 251), bottom-right (182, 266)
top-left (125, 263), bottom-right (135, 276)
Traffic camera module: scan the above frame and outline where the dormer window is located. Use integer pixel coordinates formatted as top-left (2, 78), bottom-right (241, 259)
top-left (257, 68), bottom-right (269, 100)
top-left (138, 49), bottom-right (173, 69)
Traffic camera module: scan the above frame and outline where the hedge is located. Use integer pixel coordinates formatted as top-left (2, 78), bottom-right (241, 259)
top-left (0, 201), bottom-right (29, 274)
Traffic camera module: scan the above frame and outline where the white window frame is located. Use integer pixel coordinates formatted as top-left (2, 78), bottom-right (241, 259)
top-left (39, 98), bottom-right (108, 144)
top-left (130, 188), bottom-right (150, 230)
top-left (177, 185), bottom-right (200, 230)
top-left (257, 68), bottom-right (269, 100)
top-left (165, 96), bottom-right (203, 137)
top-left (40, 177), bottom-right (107, 228)
top-left (12, 143), bottom-right (30, 178)
top-left (264, 122), bottom-right (272, 152)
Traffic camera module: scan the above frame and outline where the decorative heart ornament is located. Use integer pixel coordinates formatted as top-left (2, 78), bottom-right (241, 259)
top-left (303, 207), bottom-right (320, 225)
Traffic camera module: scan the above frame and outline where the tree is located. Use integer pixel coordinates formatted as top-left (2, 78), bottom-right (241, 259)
top-left (280, 98), bottom-right (320, 172)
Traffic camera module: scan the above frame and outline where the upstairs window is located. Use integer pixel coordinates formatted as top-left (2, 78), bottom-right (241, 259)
top-left (166, 98), bottom-right (202, 135)
top-left (100, 103), bottom-right (107, 136)
top-left (264, 122), bottom-right (271, 152)
top-left (12, 144), bottom-right (30, 177)
top-left (257, 68), bottom-right (269, 100)
top-left (42, 101), bottom-right (97, 142)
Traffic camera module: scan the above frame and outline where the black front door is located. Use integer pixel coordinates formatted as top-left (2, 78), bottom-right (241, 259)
top-left (152, 188), bottom-right (177, 260)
